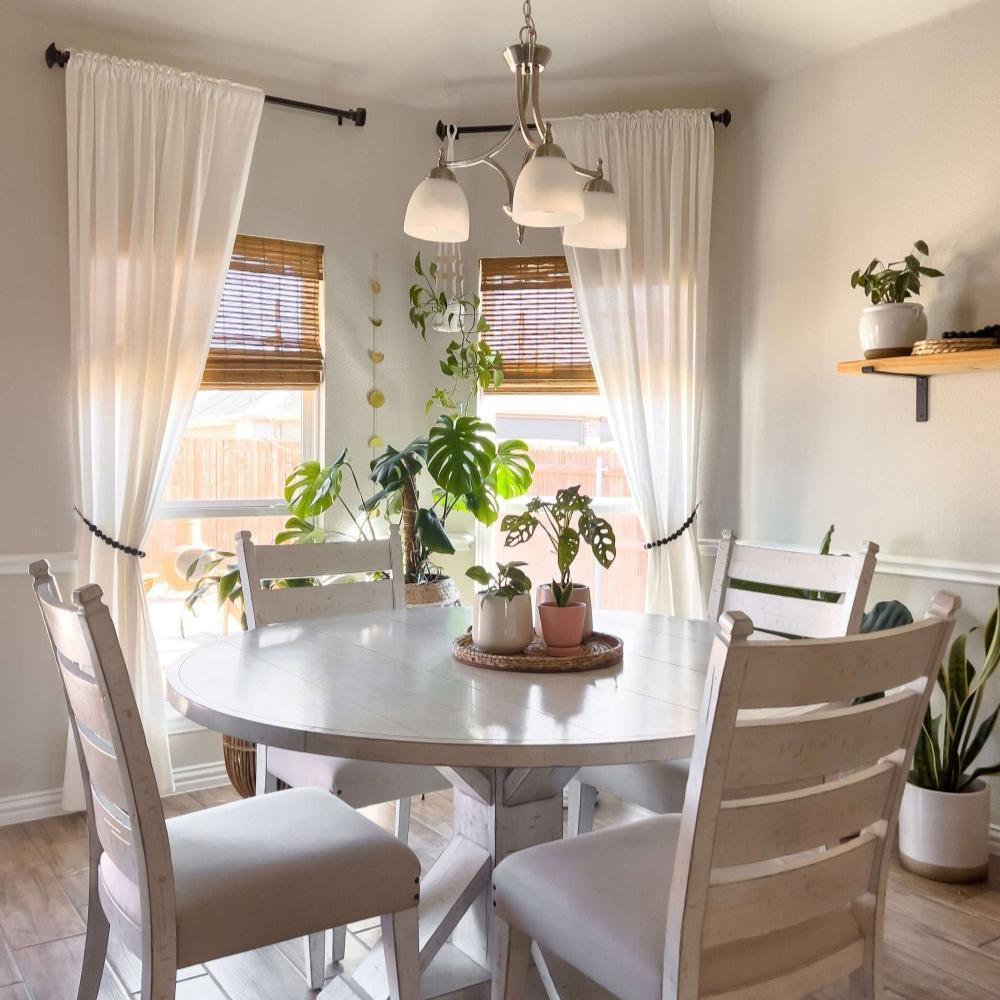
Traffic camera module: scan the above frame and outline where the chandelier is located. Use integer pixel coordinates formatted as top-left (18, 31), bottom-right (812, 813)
top-left (403, 0), bottom-right (627, 250)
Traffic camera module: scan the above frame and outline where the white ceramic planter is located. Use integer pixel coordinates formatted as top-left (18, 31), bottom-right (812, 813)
top-left (859, 302), bottom-right (927, 359)
top-left (898, 779), bottom-right (991, 883)
top-left (535, 583), bottom-right (593, 638)
top-left (472, 592), bottom-right (533, 654)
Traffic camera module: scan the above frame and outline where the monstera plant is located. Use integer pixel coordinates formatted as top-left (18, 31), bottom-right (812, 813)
top-left (367, 414), bottom-right (534, 590)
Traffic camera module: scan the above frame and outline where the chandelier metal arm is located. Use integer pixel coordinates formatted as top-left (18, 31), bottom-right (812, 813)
top-left (515, 68), bottom-right (542, 149)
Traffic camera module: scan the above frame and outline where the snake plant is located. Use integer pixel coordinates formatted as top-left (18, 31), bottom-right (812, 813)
top-left (911, 588), bottom-right (1000, 793)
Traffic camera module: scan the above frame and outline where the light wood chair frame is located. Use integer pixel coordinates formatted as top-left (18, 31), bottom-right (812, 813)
top-left (30, 560), bottom-right (420, 1000)
top-left (569, 529), bottom-right (880, 835)
top-left (495, 594), bottom-right (958, 1000)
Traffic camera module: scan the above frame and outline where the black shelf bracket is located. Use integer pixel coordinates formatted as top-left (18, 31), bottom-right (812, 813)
top-left (861, 366), bottom-right (929, 422)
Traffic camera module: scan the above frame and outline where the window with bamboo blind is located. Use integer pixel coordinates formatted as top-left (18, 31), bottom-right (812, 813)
top-left (479, 255), bottom-right (597, 393)
top-left (201, 235), bottom-right (325, 389)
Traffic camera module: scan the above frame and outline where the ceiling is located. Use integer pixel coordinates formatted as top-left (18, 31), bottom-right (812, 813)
top-left (18, 0), bottom-right (982, 107)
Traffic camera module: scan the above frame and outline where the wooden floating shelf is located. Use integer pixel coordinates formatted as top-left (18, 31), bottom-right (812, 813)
top-left (837, 348), bottom-right (1000, 422)
top-left (837, 348), bottom-right (1000, 376)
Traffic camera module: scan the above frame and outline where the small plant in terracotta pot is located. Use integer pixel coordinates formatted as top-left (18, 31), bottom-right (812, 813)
top-left (502, 486), bottom-right (617, 654)
top-left (467, 561), bottom-right (533, 654)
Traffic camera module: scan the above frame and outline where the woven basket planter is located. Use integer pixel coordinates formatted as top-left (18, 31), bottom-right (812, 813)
top-left (222, 734), bottom-right (257, 798)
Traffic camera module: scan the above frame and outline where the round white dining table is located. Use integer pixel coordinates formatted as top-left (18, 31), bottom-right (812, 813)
top-left (166, 605), bottom-right (715, 999)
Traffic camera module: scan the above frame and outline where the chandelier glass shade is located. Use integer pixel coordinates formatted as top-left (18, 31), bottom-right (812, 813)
top-left (403, 0), bottom-right (626, 250)
top-left (403, 161), bottom-right (470, 243)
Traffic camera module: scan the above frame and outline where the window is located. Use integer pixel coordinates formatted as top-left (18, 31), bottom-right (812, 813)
top-left (478, 256), bottom-right (647, 612)
top-left (146, 236), bottom-right (324, 671)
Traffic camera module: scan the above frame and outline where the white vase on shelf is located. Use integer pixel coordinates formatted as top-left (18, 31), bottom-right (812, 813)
top-left (859, 302), bottom-right (927, 359)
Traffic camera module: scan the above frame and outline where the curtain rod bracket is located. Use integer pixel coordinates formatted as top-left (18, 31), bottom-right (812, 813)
top-left (44, 43), bottom-right (367, 127)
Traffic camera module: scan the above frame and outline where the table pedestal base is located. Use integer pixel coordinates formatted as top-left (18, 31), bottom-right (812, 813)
top-left (321, 766), bottom-right (576, 1000)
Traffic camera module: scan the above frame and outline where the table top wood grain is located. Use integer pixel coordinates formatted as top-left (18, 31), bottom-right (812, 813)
top-left (167, 607), bottom-right (715, 768)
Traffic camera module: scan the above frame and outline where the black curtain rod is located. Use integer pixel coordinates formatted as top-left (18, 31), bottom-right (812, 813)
top-left (45, 44), bottom-right (367, 127)
top-left (436, 108), bottom-right (731, 142)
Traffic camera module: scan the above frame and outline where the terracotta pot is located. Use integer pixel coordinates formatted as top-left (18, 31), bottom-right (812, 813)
top-left (537, 601), bottom-right (586, 656)
top-left (535, 583), bottom-right (592, 638)
top-left (406, 576), bottom-right (460, 607)
top-left (472, 592), bottom-right (533, 654)
top-left (898, 779), bottom-right (991, 883)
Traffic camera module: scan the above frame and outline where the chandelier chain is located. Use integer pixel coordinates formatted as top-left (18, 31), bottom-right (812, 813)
top-left (519, 0), bottom-right (537, 45)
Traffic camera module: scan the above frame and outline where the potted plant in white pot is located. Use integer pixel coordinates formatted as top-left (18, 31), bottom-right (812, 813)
top-left (467, 561), bottom-right (533, 654)
top-left (851, 240), bottom-right (943, 358)
top-left (501, 486), bottom-right (617, 653)
top-left (900, 589), bottom-right (1000, 882)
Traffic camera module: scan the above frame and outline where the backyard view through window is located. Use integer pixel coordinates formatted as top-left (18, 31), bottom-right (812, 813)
top-left (147, 234), bottom-right (324, 677)
top-left (478, 255), bottom-right (646, 612)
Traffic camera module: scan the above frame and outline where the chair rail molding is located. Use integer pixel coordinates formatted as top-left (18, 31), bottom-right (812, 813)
top-left (0, 551), bottom-right (76, 575)
top-left (697, 540), bottom-right (1000, 588)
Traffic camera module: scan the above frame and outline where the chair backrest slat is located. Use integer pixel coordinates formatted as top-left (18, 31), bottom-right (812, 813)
top-left (713, 759), bottom-right (896, 867)
top-left (708, 530), bottom-right (878, 638)
top-left (30, 561), bottom-right (174, 948)
top-left (663, 593), bottom-right (958, 1000)
top-left (237, 524), bottom-right (405, 629)
top-left (724, 690), bottom-right (921, 791)
top-left (702, 833), bottom-right (878, 949)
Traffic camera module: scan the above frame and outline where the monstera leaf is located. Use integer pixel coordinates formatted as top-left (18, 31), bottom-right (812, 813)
top-left (426, 415), bottom-right (496, 497)
top-left (465, 480), bottom-right (499, 526)
top-left (366, 439), bottom-right (427, 509)
top-left (501, 511), bottom-right (538, 546)
top-left (285, 450), bottom-right (348, 519)
top-left (579, 510), bottom-right (617, 569)
top-left (415, 507), bottom-right (454, 555)
top-left (490, 439), bottom-right (534, 500)
top-left (556, 527), bottom-right (580, 576)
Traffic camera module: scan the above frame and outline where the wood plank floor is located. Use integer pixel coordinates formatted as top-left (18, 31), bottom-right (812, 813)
top-left (0, 785), bottom-right (997, 999)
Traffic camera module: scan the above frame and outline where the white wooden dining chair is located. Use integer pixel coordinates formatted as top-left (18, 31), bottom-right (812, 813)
top-left (493, 593), bottom-right (957, 1000)
top-left (568, 530), bottom-right (880, 835)
top-left (29, 560), bottom-right (421, 1000)
top-left (236, 524), bottom-right (449, 983)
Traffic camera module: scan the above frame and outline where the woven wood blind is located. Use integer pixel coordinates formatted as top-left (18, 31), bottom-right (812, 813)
top-left (479, 255), bottom-right (597, 393)
top-left (202, 235), bottom-right (325, 389)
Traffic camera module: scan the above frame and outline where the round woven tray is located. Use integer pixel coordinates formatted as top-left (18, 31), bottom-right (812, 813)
top-left (911, 338), bottom-right (998, 356)
top-left (452, 630), bottom-right (624, 673)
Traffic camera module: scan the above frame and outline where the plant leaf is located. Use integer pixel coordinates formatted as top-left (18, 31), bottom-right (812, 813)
top-left (415, 507), bottom-right (455, 555)
top-left (426, 414), bottom-right (496, 496)
top-left (490, 439), bottom-right (535, 500)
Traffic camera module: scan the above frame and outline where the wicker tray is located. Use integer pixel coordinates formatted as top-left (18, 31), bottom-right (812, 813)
top-left (912, 338), bottom-right (998, 356)
top-left (452, 630), bottom-right (624, 673)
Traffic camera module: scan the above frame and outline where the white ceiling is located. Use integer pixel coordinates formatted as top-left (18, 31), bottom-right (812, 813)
top-left (18, 0), bottom-right (983, 107)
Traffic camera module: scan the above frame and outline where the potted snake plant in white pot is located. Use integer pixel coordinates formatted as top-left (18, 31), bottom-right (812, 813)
top-left (467, 561), bottom-right (533, 654)
top-left (900, 589), bottom-right (1000, 883)
top-left (851, 240), bottom-right (943, 358)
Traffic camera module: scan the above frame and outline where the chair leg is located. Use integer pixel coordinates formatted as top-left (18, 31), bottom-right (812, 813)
top-left (255, 744), bottom-right (278, 795)
top-left (77, 876), bottom-right (110, 1000)
top-left (849, 958), bottom-right (883, 999)
top-left (381, 907), bottom-right (420, 1000)
top-left (567, 779), bottom-right (596, 836)
top-left (331, 924), bottom-right (347, 965)
top-left (491, 917), bottom-right (531, 1000)
top-left (394, 796), bottom-right (411, 841)
top-left (305, 932), bottom-right (326, 989)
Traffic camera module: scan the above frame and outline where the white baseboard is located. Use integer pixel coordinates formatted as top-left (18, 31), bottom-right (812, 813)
top-left (0, 761), bottom-right (229, 827)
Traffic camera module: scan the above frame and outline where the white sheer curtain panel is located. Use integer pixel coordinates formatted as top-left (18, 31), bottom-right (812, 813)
top-left (63, 51), bottom-right (263, 808)
top-left (553, 111), bottom-right (714, 618)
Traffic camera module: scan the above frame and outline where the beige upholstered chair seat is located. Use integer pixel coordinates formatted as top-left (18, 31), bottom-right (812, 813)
top-left (493, 813), bottom-right (867, 1000)
top-left (494, 815), bottom-right (681, 1000)
top-left (266, 747), bottom-right (450, 808)
top-left (576, 759), bottom-right (691, 816)
top-left (99, 787), bottom-right (420, 967)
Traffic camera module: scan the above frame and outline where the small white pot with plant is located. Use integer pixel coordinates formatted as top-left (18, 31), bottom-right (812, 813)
top-left (851, 240), bottom-right (943, 359)
top-left (467, 561), bottom-right (534, 655)
top-left (900, 589), bottom-right (1000, 883)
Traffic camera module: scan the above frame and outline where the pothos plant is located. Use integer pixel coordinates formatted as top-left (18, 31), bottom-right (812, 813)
top-left (466, 561), bottom-right (532, 602)
top-left (367, 253), bottom-right (534, 584)
top-left (409, 252), bottom-right (504, 414)
top-left (501, 486), bottom-right (617, 607)
top-left (183, 450), bottom-right (375, 630)
top-left (911, 588), bottom-right (1000, 794)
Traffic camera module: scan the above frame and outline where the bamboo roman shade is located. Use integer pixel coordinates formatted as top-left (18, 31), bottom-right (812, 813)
top-left (479, 255), bottom-right (597, 393)
top-left (202, 235), bottom-right (325, 389)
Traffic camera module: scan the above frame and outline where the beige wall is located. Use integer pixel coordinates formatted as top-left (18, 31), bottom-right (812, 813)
top-left (739, 1), bottom-right (1000, 816)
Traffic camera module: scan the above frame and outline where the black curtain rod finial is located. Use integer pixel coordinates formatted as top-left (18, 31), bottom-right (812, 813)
top-left (45, 43), bottom-right (70, 69)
